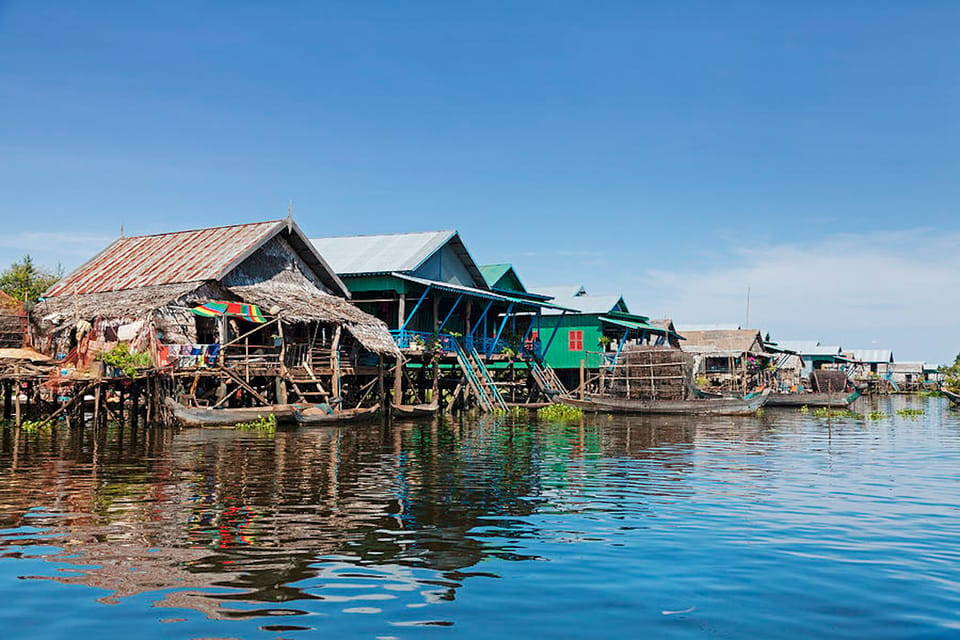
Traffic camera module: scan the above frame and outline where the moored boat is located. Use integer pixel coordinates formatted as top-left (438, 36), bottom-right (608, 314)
top-left (296, 403), bottom-right (381, 425)
top-left (390, 402), bottom-right (438, 418)
top-left (557, 388), bottom-right (770, 416)
top-left (943, 389), bottom-right (960, 406)
top-left (165, 398), bottom-right (381, 427)
top-left (766, 388), bottom-right (861, 408)
top-left (165, 398), bottom-right (300, 427)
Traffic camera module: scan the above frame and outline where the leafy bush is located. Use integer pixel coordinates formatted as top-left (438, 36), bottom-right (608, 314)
top-left (99, 344), bottom-right (152, 377)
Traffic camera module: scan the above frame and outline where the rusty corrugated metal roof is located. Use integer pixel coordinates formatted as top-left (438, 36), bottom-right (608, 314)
top-left (45, 220), bottom-right (285, 297)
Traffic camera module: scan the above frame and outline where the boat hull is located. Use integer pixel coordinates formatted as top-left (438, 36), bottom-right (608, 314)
top-left (943, 389), bottom-right (960, 406)
top-left (390, 403), bottom-right (438, 418)
top-left (766, 389), bottom-right (861, 408)
top-left (165, 399), bottom-right (299, 427)
top-left (557, 389), bottom-right (770, 416)
top-left (166, 399), bottom-right (380, 427)
top-left (296, 404), bottom-right (380, 425)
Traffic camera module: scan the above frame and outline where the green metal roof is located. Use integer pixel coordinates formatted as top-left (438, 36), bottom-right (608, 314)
top-left (599, 315), bottom-right (669, 335)
top-left (479, 264), bottom-right (512, 285)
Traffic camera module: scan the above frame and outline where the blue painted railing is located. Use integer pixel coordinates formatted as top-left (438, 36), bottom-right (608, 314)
top-left (390, 330), bottom-right (541, 359)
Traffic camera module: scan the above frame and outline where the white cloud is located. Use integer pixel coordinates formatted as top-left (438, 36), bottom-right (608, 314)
top-left (632, 228), bottom-right (960, 364)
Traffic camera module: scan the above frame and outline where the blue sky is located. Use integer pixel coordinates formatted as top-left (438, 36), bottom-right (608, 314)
top-left (1, 2), bottom-right (958, 363)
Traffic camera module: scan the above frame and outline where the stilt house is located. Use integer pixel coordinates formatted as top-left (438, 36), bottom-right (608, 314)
top-left (31, 218), bottom-right (398, 409)
top-left (309, 231), bottom-right (570, 410)
top-left (679, 328), bottom-right (772, 393)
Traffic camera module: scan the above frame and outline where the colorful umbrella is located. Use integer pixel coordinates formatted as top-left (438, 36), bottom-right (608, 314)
top-left (190, 301), bottom-right (268, 323)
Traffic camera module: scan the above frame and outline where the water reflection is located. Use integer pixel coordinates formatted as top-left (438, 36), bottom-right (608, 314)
top-left (1, 396), bottom-right (957, 638)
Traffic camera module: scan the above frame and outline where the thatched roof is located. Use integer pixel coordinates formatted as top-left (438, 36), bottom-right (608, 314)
top-left (680, 329), bottom-right (766, 356)
top-left (34, 282), bottom-right (201, 328)
top-left (229, 281), bottom-right (399, 355)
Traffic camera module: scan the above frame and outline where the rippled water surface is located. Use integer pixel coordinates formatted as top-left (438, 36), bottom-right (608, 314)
top-left (1, 395), bottom-right (959, 638)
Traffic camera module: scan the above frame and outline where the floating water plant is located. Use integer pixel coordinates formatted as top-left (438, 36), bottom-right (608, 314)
top-left (536, 404), bottom-right (584, 420)
top-left (895, 408), bottom-right (924, 418)
top-left (234, 414), bottom-right (277, 433)
top-left (812, 407), bottom-right (863, 419)
top-left (19, 419), bottom-right (53, 431)
top-left (866, 411), bottom-right (888, 420)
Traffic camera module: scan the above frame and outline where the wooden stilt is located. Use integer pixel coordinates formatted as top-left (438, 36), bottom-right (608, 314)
top-left (393, 355), bottom-right (404, 406)
top-left (579, 359), bottom-right (585, 400)
top-left (13, 368), bottom-right (22, 428)
top-left (331, 325), bottom-right (342, 404)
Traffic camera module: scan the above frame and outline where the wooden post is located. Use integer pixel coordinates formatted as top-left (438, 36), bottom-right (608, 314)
top-left (396, 294), bottom-right (406, 330)
top-left (579, 359), bottom-right (585, 400)
top-left (13, 367), bottom-right (22, 428)
top-left (378, 357), bottom-right (385, 409)
top-left (3, 380), bottom-right (10, 420)
top-left (131, 381), bottom-right (140, 430)
top-left (393, 354), bottom-right (404, 406)
top-left (331, 325), bottom-right (342, 403)
top-left (92, 381), bottom-right (101, 428)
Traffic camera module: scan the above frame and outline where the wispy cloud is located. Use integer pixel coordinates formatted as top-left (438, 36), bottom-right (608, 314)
top-left (631, 228), bottom-right (960, 364)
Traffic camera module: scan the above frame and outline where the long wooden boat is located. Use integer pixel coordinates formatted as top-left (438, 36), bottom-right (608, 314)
top-left (557, 388), bottom-right (770, 416)
top-left (166, 399), bottom-right (380, 427)
top-left (390, 402), bottom-right (438, 418)
top-left (296, 403), bottom-right (381, 425)
top-left (943, 389), bottom-right (960, 406)
top-left (766, 389), bottom-right (861, 408)
top-left (165, 398), bottom-right (299, 427)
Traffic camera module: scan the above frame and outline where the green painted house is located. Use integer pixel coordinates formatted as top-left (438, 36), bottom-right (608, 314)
top-left (530, 285), bottom-right (677, 384)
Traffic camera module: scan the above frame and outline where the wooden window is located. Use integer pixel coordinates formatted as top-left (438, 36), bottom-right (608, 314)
top-left (568, 330), bottom-right (583, 351)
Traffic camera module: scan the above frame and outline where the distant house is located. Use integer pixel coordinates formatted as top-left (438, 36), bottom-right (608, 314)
top-left (889, 361), bottom-right (926, 389)
top-left (847, 349), bottom-right (895, 377)
top-left (32, 218), bottom-right (397, 408)
top-left (679, 328), bottom-right (771, 393)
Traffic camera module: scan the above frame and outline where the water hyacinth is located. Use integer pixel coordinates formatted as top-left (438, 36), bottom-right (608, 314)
top-left (536, 404), bottom-right (584, 420)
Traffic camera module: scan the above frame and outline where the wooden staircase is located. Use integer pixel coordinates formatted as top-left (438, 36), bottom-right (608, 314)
top-left (530, 361), bottom-right (567, 399)
top-left (453, 340), bottom-right (507, 412)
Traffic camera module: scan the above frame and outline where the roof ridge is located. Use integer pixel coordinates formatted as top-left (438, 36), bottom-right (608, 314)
top-left (312, 229), bottom-right (455, 240)
top-left (117, 219), bottom-right (284, 240)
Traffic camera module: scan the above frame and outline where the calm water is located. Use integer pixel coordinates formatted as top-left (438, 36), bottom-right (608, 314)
top-left (1, 396), bottom-right (959, 639)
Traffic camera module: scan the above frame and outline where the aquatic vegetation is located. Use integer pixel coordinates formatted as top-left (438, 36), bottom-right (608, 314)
top-left (234, 414), bottom-right (277, 433)
top-left (896, 408), bottom-right (925, 418)
top-left (754, 408), bottom-right (765, 417)
top-left (799, 405), bottom-right (809, 414)
top-left (916, 390), bottom-right (942, 398)
top-left (812, 407), bottom-right (864, 419)
top-left (536, 404), bottom-right (584, 420)
top-left (866, 411), bottom-right (888, 420)
top-left (19, 419), bottom-right (53, 431)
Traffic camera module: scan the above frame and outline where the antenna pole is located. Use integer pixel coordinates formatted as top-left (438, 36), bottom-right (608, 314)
top-left (745, 285), bottom-right (751, 328)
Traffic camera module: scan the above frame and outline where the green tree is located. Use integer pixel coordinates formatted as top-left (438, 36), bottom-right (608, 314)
top-left (0, 256), bottom-right (61, 304)
top-left (939, 353), bottom-right (960, 393)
